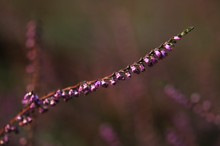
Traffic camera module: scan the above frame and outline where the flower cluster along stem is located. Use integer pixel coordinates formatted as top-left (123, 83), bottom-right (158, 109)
top-left (164, 84), bottom-right (220, 125)
top-left (0, 26), bottom-right (194, 145)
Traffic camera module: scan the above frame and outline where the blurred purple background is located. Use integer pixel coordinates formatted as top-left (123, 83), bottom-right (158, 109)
top-left (1, 0), bottom-right (220, 145)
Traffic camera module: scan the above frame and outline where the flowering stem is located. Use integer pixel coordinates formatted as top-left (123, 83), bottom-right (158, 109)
top-left (0, 26), bottom-right (194, 145)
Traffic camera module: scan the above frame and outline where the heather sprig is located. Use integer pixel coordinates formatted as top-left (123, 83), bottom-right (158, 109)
top-left (0, 27), bottom-right (194, 145)
top-left (164, 84), bottom-right (220, 125)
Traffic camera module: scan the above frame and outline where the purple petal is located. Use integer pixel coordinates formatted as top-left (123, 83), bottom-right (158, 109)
top-left (124, 70), bottom-right (131, 78)
top-left (101, 79), bottom-right (108, 88)
top-left (173, 36), bottom-right (181, 40)
top-left (109, 77), bottom-right (117, 85)
top-left (164, 44), bottom-right (172, 51)
top-left (138, 63), bottom-right (145, 72)
top-left (115, 72), bottom-right (125, 80)
top-left (130, 65), bottom-right (140, 74)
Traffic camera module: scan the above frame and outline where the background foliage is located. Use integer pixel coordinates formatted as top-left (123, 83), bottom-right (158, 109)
top-left (1, 0), bottom-right (220, 145)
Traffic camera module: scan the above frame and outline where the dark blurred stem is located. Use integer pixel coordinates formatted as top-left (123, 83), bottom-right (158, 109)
top-left (24, 20), bottom-right (42, 146)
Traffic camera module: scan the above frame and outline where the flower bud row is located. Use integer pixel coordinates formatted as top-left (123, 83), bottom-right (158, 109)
top-left (164, 84), bottom-right (220, 126)
top-left (0, 26), bottom-right (194, 145)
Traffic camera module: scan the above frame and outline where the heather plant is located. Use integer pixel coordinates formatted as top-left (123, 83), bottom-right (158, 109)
top-left (0, 26), bottom-right (194, 145)
top-left (164, 85), bottom-right (220, 126)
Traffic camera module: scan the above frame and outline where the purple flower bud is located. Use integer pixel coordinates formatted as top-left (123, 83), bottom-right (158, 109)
top-left (49, 98), bottom-right (57, 106)
top-left (4, 124), bottom-right (11, 133)
top-left (94, 80), bottom-right (101, 89)
top-left (173, 36), bottom-right (181, 40)
top-left (109, 77), bottom-right (117, 85)
top-left (61, 91), bottom-right (67, 98)
top-left (90, 84), bottom-right (97, 92)
top-left (3, 135), bottom-right (9, 144)
top-left (58, 91), bottom-right (69, 101)
top-left (22, 91), bottom-right (39, 106)
top-left (78, 85), bottom-right (83, 93)
top-left (0, 135), bottom-right (9, 145)
top-left (26, 117), bottom-right (32, 123)
top-left (79, 82), bottom-right (91, 95)
top-left (16, 115), bottom-right (23, 122)
top-left (22, 99), bottom-right (29, 106)
top-left (68, 89), bottom-right (74, 97)
top-left (22, 92), bottom-right (32, 105)
top-left (101, 79), bottom-right (108, 88)
top-left (154, 49), bottom-right (162, 58)
top-left (42, 98), bottom-right (50, 105)
top-left (38, 106), bottom-right (48, 114)
top-left (35, 99), bottom-right (42, 106)
top-left (115, 72), bottom-right (125, 80)
top-left (138, 63), bottom-right (145, 72)
top-left (29, 102), bottom-right (36, 110)
top-left (143, 56), bottom-right (153, 66)
top-left (160, 49), bottom-right (167, 58)
top-left (124, 70), bottom-right (131, 78)
top-left (29, 94), bottom-right (38, 103)
top-left (130, 65), bottom-right (140, 74)
top-left (54, 90), bottom-right (62, 101)
top-left (150, 56), bottom-right (158, 64)
top-left (164, 43), bottom-right (172, 51)
top-left (23, 92), bottom-right (33, 100)
top-left (19, 116), bottom-right (32, 126)
top-left (74, 90), bottom-right (79, 97)
top-left (69, 89), bottom-right (79, 97)
top-left (19, 118), bottom-right (28, 126)
top-left (22, 119), bottom-right (28, 125)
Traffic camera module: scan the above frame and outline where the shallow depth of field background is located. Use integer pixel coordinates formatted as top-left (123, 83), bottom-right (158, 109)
top-left (1, 0), bottom-right (220, 146)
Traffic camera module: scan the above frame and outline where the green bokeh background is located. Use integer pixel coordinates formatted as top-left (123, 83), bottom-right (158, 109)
top-left (1, 0), bottom-right (220, 146)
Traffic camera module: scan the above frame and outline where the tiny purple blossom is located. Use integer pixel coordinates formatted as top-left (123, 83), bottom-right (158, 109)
top-left (109, 77), bottom-right (117, 85)
top-left (115, 72), bottom-right (125, 80)
top-left (49, 99), bottom-right (57, 106)
top-left (160, 50), bottom-right (167, 58)
top-left (101, 79), bottom-right (108, 88)
top-left (16, 115), bottom-right (23, 122)
top-left (154, 49), bottom-right (162, 58)
top-left (94, 80), bottom-right (101, 88)
top-left (143, 56), bottom-right (153, 66)
top-left (164, 44), bottom-right (172, 51)
top-left (130, 65), bottom-right (139, 74)
top-left (42, 98), bottom-right (50, 105)
top-left (69, 89), bottom-right (79, 97)
top-left (73, 90), bottom-right (79, 97)
top-left (0, 135), bottom-right (9, 145)
top-left (79, 82), bottom-right (91, 95)
top-left (4, 125), bottom-right (11, 133)
top-left (173, 36), bottom-right (181, 40)
top-left (138, 63), bottom-right (145, 72)
top-left (54, 90), bottom-right (62, 101)
top-left (38, 107), bottom-right (48, 114)
top-left (90, 84), bottom-right (97, 92)
top-left (124, 70), bottom-right (131, 78)
top-left (150, 56), bottom-right (158, 64)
